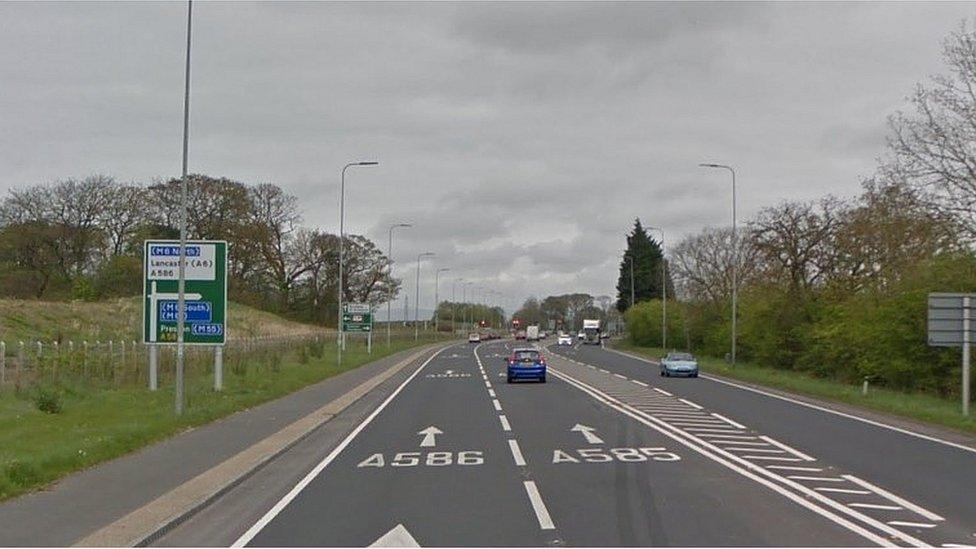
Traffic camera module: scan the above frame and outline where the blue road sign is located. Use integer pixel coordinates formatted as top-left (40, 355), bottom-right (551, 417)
top-left (159, 300), bottom-right (213, 323)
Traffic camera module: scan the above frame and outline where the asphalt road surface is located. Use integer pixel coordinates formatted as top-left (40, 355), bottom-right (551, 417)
top-left (159, 340), bottom-right (976, 547)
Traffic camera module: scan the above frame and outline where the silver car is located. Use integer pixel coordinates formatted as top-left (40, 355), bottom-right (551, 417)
top-left (660, 352), bottom-right (699, 378)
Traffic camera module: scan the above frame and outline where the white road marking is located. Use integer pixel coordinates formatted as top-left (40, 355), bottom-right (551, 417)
top-left (571, 424), bottom-right (604, 444)
top-left (417, 426), bottom-right (443, 448)
top-left (742, 455), bottom-right (803, 462)
top-left (499, 415), bottom-right (511, 431)
top-left (711, 413), bottom-right (747, 429)
top-left (816, 487), bottom-right (872, 495)
top-left (653, 387), bottom-right (673, 396)
top-left (548, 367), bottom-right (901, 547)
top-left (631, 380), bottom-right (649, 387)
top-left (694, 434), bottom-right (758, 440)
top-left (888, 521), bottom-right (937, 529)
top-left (708, 440), bottom-right (770, 447)
top-left (370, 523), bottom-right (420, 547)
top-left (613, 373), bottom-right (628, 379)
top-left (787, 475), bottom-right (845, 482)
top-left (766, 465), bottom-right (824, 472)
top-left (725, 448), bottom-right (786, 454)
top-left (231, 346), bottom-right (453, 547)
top-left (679, 398), bottom-right (703, 409)
top-left (848, 503), bottom-right (903, 511)
top-left (606, 346), bottom-right (976, 455)
top-left (523, 481), bottom-right (556, 530)
top-left (508, 439), bottom-right (527, 466)
top-left (485, 381), bottom-right (491, 388)
top-left (684, 428), bottom-right (747, 434)
top-left (598, 368), bottom-right (609, 373)
top-left (488, 389), bottom-right (496, 398)
top-left (493, 399), bottom-right (503, 411)
top-left (842, 475), bottom-right (945, 521)
top-left (759, 436), bottom-right (817, 461)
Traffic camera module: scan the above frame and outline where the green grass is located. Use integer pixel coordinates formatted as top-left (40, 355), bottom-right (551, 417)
top-left (614, 340), bottom-right (976, 435)
top-left (0, 333), bottom-right (451, 501)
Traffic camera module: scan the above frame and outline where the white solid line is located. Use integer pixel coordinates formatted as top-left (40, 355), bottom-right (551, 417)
top-left (523, 481), bottom-right (556, 530)
top-left (546, 368), bottom-right (898, 547)
top-left (631, 380), bottom-right (649, 387)
top-left (493, 399), bottom-right (503, 411)
top-left (766, 465), bottom-right (825, 472)
top-left (742, 455), bottom-right (803, 462)
top-left (605, 346), bottom-right (976, 455)
top-left (941, 544), bottom-right (976, 547)
top-left (759, 436), bottom-right (817, 461)
top-left (653, 387), bottom-right (673, 396)
top-left (708, 440), bottom-right (769, 447)
top-left (683, 428), bottom-right (747, 434)
top-left (711, 413), bottom-right (747, 429)
top-left (679, 398), bottom-right (703, 409)
top-left (499, 415), bottom-right (511, 431)
top-left (848, 503), bottom-right (903, 511)
top-left (508, 439), bottom-right (527, 466)
top-left (488, 389), bottom-right (496, 398)
top-left (653, 413), bottom-right (715, 420)
top-left (815, 487), bottom-right (872, 495)
top-left (695, 434), bottom-right (758, 440)
top-left (232, 346), bottom-right (452, 547)
top-left (787, 475), bottom-right (846, 482)
top-left (887, 521), bottom-right (937, 529)
top-left (842, 475), bottom-right (945, 522)
top-left (725, 448), bottom-right (786, 454)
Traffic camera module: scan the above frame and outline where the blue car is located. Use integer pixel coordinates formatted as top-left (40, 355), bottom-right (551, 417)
top-left (507, 348), bottom-right (547, 383)
top-left (660, 352), bottom-right (699, 378)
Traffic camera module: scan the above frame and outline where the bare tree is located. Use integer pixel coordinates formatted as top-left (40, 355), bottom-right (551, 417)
top-left (670, 227), bottom-right (760, 304)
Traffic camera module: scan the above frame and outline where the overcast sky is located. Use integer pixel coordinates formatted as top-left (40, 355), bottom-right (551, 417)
top-left (1, 1), bottom-right (974, 313)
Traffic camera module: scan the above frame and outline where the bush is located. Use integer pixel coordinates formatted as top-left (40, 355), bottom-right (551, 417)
top-left (32, 386), bottom-right (63, 414)
top-left (624, 300), bottom-right (688, 350)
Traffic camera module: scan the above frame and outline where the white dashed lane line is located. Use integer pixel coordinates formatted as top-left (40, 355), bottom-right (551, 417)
top-left (499, 415), bottom-right (511, 432)
top-left (508, 439), bottom-right (527, 466)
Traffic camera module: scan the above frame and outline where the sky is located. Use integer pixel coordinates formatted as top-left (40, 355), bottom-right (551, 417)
top-left (1, 1), bottom-right (974, 315)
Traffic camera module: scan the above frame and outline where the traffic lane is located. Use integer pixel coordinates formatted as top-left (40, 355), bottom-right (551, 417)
top-left (552, 343), bottom-right (976, 538)
top-left (481, 341), bottom-right (870, 547)
top-left (245, 342), bottom-right (546, 547)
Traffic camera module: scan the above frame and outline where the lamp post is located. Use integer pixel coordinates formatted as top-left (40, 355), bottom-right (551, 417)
top-left (386, 222), bottom-right (411, 346)
top-left (337, 161), bottom-right (378, 364)
top-left (434, 268), bottom-right (450, 332)
top-left (700, 162), bottom-right (737, 367)
top-left (649, 226), bottom-right (667, 350)
top-left (174, 0), bottom-right (193, 415)
top-left (414, 252), bottom-right (435, 340)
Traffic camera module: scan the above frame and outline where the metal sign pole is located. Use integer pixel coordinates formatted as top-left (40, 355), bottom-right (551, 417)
top-left (965, 297), bottom-right (971, 417)
top-left (214, 345), bottom-right (223, 391)
top-left (149, 344), bottom-right (158, 391)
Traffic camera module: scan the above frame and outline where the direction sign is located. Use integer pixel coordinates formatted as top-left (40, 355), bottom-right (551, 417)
top-left (143, 240), bottom-right (228, 345)
top-left (343, 303), bottom-right (373, 333)
top-left (927, 293), bottom-right (976, 347)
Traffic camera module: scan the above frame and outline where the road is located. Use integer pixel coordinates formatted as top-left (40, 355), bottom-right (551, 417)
top-left (157, 339), bottom-right (976, 547)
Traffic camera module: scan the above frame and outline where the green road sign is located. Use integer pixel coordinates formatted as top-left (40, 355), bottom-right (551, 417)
top-left (143, 240), bottom-right (228, 345)
top-left (343, 303), bottom-right (373, 333)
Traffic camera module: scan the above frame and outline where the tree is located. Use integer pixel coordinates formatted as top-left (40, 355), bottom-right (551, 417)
top-left (886, 21), bottom-right (976, 241)
top-left (616, 219), bottom-right (670, 312)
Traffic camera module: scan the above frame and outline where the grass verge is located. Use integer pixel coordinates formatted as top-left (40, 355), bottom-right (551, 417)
top-left (0, 334), bottom-right (451, 501)
top-left (613, 340), bottom-right (976, 436)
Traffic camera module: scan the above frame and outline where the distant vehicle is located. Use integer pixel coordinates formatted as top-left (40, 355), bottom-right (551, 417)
top-left (506, 348), bottom-right (547, 383)
top-left (557, 333), bottom-right (573, 346)
top-left (582, 319), bottom-right (601, 345)
top-left (468, 332), bottom-right (481, 343)
top-left (660, 352), bottom-right (699, 377)
top-left (539, 330), bottom-right (548, 339)
top-left (526, 325), bottom-right (540, 341)
top-left (577, 331), bottom-right (585, 340)
top-left (515, 330), bottom-right (527, 340)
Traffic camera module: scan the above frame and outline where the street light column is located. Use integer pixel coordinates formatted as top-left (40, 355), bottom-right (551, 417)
top-left (434, 268), bottom-right (450, 333)
top-left (386, 223), bottom-right (411, 346)
top-left (337, 161), bottom-right (378, 364)
top-left (700, 163), bottom-right (737, 367)
top-left (650, 227), bottom-right (667, 351)
top-left (414, 252), bottom-right (435, 340)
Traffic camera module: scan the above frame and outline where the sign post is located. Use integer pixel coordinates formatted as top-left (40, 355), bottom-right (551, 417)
top-left (143, 240), bottom-right (228, 406)
top-left (343, 303), bottom-right (373, 355)
top-left (927, 292), bottom-right (973, 416)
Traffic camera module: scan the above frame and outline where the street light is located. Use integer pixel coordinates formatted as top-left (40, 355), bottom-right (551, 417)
top-left (434, 268), bottom-right (450, 332)
top-left (414, 252), bottom-right (435, 340)
top-left (700, 162), bottom-right (737, 367)
top-left (338, 160), bottom-right (378, 364)
top-left (648, 226), bottom-right (667, 351)
top-left (174, 0), bottom-right (194, 415)
top-left (387, 222), bottom-right (412, 346)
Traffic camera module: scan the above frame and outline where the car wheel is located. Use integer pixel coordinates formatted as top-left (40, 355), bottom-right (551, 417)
top-left (664, 370), bottom-right (670, 377)
top-left (540, 376), bottom-right (547, 383)
top-left (693, 372), bottom-right (699, 378)
top-left (507, 376), bottom-right (513, 383)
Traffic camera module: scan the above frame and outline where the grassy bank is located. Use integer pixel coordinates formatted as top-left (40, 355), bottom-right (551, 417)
top-left (0, 332), bottom-right (451, 501)
top-left (614, 340), bottom-right (976, 435)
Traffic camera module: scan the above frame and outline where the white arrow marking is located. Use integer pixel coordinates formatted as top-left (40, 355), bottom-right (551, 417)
top-left (571, 424), bottom-right (604, 444)
top-left (417, 426), bottom-right (443, 447)
top-left (370, 524), bottom-right (420, 547)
